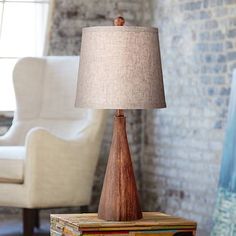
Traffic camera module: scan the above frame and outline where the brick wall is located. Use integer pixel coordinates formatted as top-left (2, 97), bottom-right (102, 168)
top-left (142, 1), bottom-right (236, 235)
top-left (47, 0), bottom-right (153, 212)
top-left (48, 0), bottom-right (152, 55)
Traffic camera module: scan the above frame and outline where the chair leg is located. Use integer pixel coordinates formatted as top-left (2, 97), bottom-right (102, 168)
top-left (80, 205), bottom-right (89, 213)
top-left (35, 209), bottom-right (40, 229)
top-left (23, 208), bottom-right (36, 236)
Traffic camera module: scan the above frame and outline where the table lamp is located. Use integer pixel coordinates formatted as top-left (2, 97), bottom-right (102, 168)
top-left (75, 17), bottom-right (166, 221)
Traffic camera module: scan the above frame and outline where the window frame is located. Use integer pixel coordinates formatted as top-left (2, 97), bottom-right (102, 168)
top-left (0, 0), bottom-right (52, 111)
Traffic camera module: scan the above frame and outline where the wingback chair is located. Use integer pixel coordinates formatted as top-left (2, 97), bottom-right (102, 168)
top-left (0, 57), bottom-right (107, 235)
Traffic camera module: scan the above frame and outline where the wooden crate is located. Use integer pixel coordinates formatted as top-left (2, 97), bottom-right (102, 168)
top-left (51, 212), bottom-right (197, 236)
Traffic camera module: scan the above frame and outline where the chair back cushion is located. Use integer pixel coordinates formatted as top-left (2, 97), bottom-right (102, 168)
top-left (13, 56), bottom-right (84, 120)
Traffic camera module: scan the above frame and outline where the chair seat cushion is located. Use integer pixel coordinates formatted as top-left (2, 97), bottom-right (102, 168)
top-left (0, 146), bottom-right (25, 184)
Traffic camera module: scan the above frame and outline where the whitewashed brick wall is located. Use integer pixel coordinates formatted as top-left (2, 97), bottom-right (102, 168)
top-left (142, 1), bottom-right (236, 235)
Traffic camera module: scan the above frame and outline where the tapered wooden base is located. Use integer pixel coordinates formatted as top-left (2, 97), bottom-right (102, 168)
top-left (98, 110), bottom-right (142, 221)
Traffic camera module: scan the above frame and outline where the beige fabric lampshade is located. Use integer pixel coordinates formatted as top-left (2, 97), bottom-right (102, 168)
top-left (76, 26), bottom-right (166, 109)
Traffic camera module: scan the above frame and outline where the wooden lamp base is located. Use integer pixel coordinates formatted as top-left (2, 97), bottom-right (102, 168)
top-left (98, 110), bottom-right (142, 221)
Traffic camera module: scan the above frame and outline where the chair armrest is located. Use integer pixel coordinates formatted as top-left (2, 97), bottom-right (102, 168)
top-left (24, 127), bottom-right (99, 208)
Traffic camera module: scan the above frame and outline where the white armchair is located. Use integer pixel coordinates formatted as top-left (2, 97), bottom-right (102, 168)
top-left (0, 57), bottom-right (107, 235)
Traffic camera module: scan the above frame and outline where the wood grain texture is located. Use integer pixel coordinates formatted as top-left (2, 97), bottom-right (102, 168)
top-left (50, 212), bottom-right (197, 236)
top-left (98, 110), bottom-right (142, 221)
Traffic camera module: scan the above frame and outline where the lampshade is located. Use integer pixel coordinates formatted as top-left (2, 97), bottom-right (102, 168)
top-left (76, 26), bottom-right (166, 109)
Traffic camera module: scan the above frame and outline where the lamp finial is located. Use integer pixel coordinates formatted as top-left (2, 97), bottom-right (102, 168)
top-left (113, 16), bottom-right (125, 26)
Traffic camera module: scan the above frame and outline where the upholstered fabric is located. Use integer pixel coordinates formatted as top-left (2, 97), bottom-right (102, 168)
top-left (0, 57), bottom-right (107, 208)
top-left (0, 146), bottom-right (25, 183)
top-left (76, 26), bottom-right (166, 109)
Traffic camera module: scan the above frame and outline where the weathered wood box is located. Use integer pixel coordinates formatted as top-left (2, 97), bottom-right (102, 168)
top-left (51, 212), bottom-right (197, 236)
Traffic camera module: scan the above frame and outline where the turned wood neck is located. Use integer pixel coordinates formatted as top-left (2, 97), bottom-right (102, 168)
top-left (115, 109), bottom-right (124, 117)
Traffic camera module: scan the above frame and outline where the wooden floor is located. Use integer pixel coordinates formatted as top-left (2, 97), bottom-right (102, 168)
top-left (0, 216), bottom-right (50, 236)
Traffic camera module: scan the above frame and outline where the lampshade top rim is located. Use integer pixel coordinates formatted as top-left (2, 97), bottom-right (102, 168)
top-left (76, 104), bottom-right (167, 110)
top-left (82, 26), bottom-right (158, 33)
